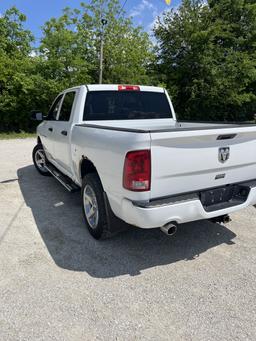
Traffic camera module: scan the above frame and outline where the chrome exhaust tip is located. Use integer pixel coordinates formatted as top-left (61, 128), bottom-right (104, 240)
top-left (160, 222), bottom-right (178, 236)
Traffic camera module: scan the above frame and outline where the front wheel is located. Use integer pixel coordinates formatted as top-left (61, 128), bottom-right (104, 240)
top-left (81, 173), bottom-right (109, 239)
top-left (32, 144), bottom-right (51, 176)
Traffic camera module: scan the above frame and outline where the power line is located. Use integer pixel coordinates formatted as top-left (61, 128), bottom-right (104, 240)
top-left (117, 0), bottom-right (128, 18)
top-left (120, 0), bottom-right (128, 13)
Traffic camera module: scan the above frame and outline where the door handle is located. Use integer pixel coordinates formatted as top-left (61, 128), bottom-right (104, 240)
top-left (48, 127), bottom-right (53, 132)
top-left (61, 130), bottom-right (68, 136)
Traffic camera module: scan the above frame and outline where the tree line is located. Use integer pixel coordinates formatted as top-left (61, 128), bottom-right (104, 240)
top-left (0, 0), bottom-right (255, 132)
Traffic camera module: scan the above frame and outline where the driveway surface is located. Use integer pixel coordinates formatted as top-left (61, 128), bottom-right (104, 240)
top-left (0, 138), bottom-right (256, 340)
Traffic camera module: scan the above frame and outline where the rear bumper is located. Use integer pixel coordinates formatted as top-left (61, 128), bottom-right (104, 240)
top-left (119, 182), bottom-right (256, 229)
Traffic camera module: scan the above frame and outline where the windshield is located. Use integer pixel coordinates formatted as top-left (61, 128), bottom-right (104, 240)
top-left (83, 91), bottom-right (172, 120)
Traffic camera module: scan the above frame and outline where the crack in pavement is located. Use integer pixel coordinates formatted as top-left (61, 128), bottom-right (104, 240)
top-left (0, 178), bottom-right (18, 184)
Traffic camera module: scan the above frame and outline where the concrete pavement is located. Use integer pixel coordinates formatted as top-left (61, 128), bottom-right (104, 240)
top-left (1, 138), bottom-right (256, 340)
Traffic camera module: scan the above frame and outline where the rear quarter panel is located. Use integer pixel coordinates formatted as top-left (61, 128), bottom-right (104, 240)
top-left (71, 125), bottom-right (151, 217)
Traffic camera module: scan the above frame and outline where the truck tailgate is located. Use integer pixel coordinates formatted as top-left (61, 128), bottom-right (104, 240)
top-left (150, 126), bottom-right (256, 199)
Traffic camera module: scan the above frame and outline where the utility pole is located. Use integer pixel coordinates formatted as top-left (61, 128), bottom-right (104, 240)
top-left (99, 18), bottom-right (107, 84)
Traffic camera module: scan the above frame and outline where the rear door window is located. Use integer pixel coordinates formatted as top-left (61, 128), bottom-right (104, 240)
top-left (58, 91), bottom-right (76, 122)
top-left (83, 91), bottom-right (172, 120)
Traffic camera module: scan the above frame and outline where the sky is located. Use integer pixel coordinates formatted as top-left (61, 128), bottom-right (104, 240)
top-left (0, 0), bottom-right (181, 45)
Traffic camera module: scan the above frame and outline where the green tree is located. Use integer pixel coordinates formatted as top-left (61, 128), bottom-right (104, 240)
top-left (154, 0), bottom-right (256, 121)
top-left (0, 6), bottom-right (33, 55)
top-left (0, 1), bottom-right (155, 132)
top-left (38, 7), bottom-right (93, 89)
top-left (77, 0), bottom-right (154, 84)
top-left (0, 7), bottom-right (36, 131)
top-left (38, 0), bottom-right (154, 86)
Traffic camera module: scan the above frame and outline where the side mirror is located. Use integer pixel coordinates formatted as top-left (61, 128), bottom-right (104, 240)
top-left (30, 111), bottom-right (44, 121)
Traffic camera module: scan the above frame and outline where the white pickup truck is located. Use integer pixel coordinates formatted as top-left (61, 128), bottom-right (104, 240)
top-left (32, 84), bottom-right (256, 239)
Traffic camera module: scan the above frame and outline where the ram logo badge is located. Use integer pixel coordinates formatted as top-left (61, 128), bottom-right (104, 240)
top-left (219, 147), bottom-right (230, 163)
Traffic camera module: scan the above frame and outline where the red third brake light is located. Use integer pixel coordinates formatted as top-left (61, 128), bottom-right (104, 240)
top-left (123, 150), bottom-right (151, 191)
top-left (118, 85), bottom-right (140, 91)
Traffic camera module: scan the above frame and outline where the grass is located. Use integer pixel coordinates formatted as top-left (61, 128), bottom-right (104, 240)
top-left (0, 131), bottom-right (36, 140)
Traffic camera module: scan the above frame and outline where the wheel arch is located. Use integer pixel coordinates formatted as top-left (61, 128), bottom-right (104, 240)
top-left (80, 157), bottom-right (104, 190)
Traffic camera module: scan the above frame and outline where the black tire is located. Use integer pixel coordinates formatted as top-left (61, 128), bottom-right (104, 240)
top-left (32, 144), bottom-right (51, 176)
top-left (81, 173), bottom-right (109, 240)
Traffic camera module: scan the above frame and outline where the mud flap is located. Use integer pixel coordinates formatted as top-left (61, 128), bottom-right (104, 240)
top-left (103, 192), bottom-right (131, 236)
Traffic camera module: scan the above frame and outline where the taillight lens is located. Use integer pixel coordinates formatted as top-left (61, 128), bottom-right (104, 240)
top-left (123, 150), bottom-right (151, 191)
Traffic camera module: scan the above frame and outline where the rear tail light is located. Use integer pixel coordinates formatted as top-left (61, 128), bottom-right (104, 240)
top-left (118, 85), bottom-right (140, 91)
top-left (123, 150), bottom-right (151, 191)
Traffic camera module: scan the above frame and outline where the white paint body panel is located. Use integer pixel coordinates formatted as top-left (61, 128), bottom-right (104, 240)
top-left (150, 128), bottom-right (256, 198)
top-left (37, 84), bottom-right (256, 229)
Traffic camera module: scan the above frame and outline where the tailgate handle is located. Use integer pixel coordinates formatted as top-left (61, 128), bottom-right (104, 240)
top-left (217, 134), bottom-right (236, 140)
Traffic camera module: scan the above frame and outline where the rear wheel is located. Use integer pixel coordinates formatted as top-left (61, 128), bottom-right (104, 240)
top-left (81, 173), bottom-right (109, 239)
top-left (32, 144), bottom-right (51, 176)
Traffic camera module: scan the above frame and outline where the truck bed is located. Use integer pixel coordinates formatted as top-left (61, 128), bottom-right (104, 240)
top-left (76, 119), bottom-right (256, 133)
top-left (75, 118), bottom-right (256, 200)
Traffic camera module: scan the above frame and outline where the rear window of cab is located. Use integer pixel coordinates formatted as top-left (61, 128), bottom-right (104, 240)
top-left (83, 91), bottom-right (172, 120)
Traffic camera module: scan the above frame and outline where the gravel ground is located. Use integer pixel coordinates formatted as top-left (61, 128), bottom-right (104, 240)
top-left (1, 138), bottom-right (256, 341)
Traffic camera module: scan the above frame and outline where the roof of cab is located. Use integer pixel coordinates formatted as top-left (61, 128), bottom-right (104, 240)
top-left (85, 84), bottom-right (165, 92)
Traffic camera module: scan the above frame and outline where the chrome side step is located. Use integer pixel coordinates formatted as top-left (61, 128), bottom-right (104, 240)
top-left (45, 163), bottom-right (80, 193)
